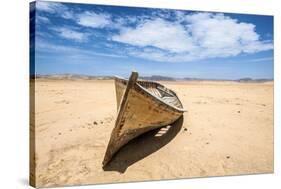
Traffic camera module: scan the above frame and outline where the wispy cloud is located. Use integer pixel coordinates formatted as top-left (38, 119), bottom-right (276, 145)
top-left (36, 1), bottom-right (75, 20)
top-left (76, 11), bottom-right (112, 28)
top-left (36, 39), bottom-right (127, 59)
top-left (52, 27), bottom-right (89, 42)
top-left (61, 11), bottom-right (75, 20)
top-left (248, 57), bottom-right (273, 62)
top-left (36, 1), bottom-right (67, 13)
top-left (36, 15), bottom-right (50, 24)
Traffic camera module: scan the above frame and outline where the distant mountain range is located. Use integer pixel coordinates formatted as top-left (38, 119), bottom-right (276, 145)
top-left (32, 74), bottom-right (273, 82)
top-left (34, 74), bottom-right (115, 80)
top-left (139, 75), bottom-right (176, 81)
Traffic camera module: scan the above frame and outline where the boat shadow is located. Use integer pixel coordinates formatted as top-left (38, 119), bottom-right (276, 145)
top-left (103, 115), bottom-right (184, 173)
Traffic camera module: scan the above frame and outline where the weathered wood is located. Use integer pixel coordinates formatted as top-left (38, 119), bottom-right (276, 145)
top-left (102, 72), bottom-right (185, 166)
top-left (103, 72), bottom-right (138, 166)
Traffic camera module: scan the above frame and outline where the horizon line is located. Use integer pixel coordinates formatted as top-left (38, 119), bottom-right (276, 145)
top-left (31, 73), bottom-right (274, 81)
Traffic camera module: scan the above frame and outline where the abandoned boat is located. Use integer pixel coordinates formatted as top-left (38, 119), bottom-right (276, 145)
top-left (103, 71), bottom-right (185, 166)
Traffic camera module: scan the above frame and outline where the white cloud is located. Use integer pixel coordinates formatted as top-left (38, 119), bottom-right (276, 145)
top-left (185, 13), bottom-right (272, 57)
top-left (36, 2), bottom-right (111, 28)
top-left (61, 11), bottom-right (75, 20)
top-left (36, 1), bottom-right (74, 20)
top-left (36, 1), bottom-right (67, 13)
top-left (76, 11), bottom-right (111, 28)
top-left (52, 27), bottom-right (89, 42)
top-left (113, 18), bottom-right (195, 53)
top-left (36, 15), bottom-right (50, 24)
top-left (112, 12), bottom-right (273, 62)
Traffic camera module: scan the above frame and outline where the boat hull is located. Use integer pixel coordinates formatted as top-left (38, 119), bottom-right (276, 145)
top-left (103, 72), bottom-right (184, 166)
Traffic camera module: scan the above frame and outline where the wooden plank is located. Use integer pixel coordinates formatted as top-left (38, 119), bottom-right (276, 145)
top-left (103, 72), bottom-right (138, 166)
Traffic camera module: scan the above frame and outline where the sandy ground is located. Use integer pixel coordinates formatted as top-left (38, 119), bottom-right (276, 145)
top-left (33, 79), bottom-right (273, 187)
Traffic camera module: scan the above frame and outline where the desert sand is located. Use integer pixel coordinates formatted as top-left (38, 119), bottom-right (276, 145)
top-left (33, 79), bottom-right (273, 187)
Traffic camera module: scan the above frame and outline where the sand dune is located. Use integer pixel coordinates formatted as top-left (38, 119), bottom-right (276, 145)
top-left (33, 79), bottom-right (273, 187)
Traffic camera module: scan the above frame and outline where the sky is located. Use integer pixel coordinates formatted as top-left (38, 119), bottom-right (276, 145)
top-left (30, 1), bottom-right (274, 79)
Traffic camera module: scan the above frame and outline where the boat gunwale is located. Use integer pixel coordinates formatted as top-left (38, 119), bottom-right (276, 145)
top-left (114, 76), bottom-right (186, 113)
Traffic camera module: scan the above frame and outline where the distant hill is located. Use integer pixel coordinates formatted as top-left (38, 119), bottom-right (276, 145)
top-left (34, 74), bottom-right (114, 80)
top-left (236, 77), bottom-right (253, 82)
top-left (183, 77), bottom-right (206, 81)
top-left (32, 74), bottom-right (273, 83)
top-left (236, 78), bottom-right (273, 83)
top-left (139, 75), bottom-right (176, 81)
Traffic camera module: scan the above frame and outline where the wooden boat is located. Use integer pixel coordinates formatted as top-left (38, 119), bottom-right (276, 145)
top-left (102, 72), bottom-right (185, 166)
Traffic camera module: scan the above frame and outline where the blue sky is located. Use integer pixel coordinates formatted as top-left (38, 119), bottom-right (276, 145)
top-left (31, 1), bottom-right (274, 79)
